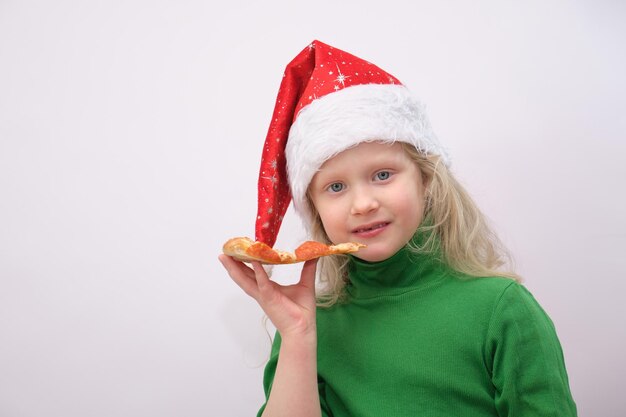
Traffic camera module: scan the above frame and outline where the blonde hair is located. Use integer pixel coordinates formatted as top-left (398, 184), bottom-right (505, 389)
top-left (307, 142), bottom-right (521, 307)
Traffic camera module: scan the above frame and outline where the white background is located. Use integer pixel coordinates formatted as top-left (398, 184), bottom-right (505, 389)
top-left (1, 0), bottom-right (625, 416)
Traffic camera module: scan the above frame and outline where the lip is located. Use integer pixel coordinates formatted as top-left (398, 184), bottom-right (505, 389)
top-left (351, 221), bottom-right (390, 238)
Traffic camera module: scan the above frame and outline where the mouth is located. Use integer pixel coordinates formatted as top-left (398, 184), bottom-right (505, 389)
top-left (352, 222), bottom-right (390, 234)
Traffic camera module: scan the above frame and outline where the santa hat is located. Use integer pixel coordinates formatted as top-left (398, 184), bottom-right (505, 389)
top-left (255, 40), bottom-right (449, 247)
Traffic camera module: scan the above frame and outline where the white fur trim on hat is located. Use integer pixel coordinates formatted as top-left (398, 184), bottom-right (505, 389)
top-left (285, 83), bottom-right (450, 229)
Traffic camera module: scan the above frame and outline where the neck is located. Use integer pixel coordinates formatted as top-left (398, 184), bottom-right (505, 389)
top-left (346, 233), bottom-right (448, 299)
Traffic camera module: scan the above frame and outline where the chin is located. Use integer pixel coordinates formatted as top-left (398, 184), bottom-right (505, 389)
top-left (353, 247), bottom-right (398, 263)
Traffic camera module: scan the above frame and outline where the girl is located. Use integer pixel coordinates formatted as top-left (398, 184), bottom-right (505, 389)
top-left (219, 40), bottom-right (577, 417)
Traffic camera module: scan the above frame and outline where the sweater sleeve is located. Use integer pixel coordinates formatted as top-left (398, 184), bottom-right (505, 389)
top-left (485, 282), bottom-right (577, 417)
top-left (257, 332), bottom-right (332, 417)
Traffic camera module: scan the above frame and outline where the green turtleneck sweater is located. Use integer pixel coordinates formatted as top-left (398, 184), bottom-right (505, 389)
top-left (258, 245), bottom-right (577, 416)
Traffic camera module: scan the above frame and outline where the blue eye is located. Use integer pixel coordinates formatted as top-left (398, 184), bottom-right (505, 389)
top-left (375, 171), bottom-right (391, 181)
top-left (328, 183), bottom-right (344, 193)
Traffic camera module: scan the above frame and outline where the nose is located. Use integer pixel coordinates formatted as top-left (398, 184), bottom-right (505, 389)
top-left (350, 186), bottom-right (380, 215)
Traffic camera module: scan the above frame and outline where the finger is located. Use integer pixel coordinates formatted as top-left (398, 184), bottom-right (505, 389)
top-left (251, 261), bottom-right (282, 303)
top-left (250, 261), bottom-right (272, 291)
top-left (299, 258), bottom-right (319, 289)
top-left (250, 262), bottom-right (305, 330)
top-left (218, 255), bottom-right (260, 299)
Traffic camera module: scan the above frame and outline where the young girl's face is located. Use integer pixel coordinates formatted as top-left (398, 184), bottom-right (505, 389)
top-left (309, 142), bottom-right (428, 262)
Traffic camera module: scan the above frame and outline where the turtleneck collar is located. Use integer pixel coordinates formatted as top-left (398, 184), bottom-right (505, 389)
top-left (346, 231), bottom-right (449, 299)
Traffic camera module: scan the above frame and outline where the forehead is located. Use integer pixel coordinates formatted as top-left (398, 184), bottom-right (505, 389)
top-left (319, 141), bottom-right (409, 170)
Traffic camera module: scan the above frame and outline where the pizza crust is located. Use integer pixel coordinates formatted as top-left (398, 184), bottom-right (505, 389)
top-left (222, 237), bottom-right (366, 264)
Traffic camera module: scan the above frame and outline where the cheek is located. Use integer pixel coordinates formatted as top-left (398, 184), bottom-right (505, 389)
top-left (318, 208), bottom-right (340, 230)
top-left (316, 203), bottom-right (347, 240)
top-left (398, 186), bottom-right (426, 220)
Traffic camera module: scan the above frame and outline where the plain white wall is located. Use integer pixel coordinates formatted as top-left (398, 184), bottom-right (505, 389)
top-left (1, 0), bottom-right (624, 416)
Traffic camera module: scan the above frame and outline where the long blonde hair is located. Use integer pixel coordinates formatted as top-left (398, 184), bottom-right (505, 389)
top-left (307, 142), bottom-right (521, 307)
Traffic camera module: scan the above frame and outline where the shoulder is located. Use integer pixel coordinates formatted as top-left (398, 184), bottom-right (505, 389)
top-left (437, 273), bottom-right (549, 323)
top-left (444, 272), bottom-right (519, 304)
top-left (450, 273), bottom-right (517, 292)
top-left (477, 278), bottom-right (560, 345)
top-left (469, 277), bottom-right (550, 319)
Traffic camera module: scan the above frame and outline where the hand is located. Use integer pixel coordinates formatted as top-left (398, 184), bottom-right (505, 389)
top-left (218, 254), bottom-right (319, 339)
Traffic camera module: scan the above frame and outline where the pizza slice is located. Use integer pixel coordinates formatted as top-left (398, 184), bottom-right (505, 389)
top-left (222, 237), bottom-right (366, 264)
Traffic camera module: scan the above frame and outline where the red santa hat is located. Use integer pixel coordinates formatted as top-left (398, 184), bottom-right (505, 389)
top-left (255, 40), bottom-right (449, 247)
